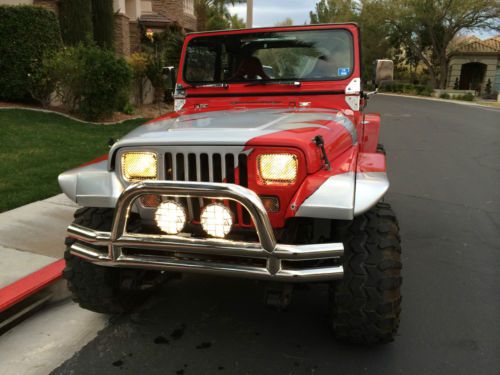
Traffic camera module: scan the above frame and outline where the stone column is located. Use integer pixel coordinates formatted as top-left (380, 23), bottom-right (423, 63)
top-left (114, 13), bottom-right (131, 56)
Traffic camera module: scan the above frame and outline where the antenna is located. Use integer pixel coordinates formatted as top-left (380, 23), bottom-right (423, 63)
top-left (246, 0), bottom-right (253, 28)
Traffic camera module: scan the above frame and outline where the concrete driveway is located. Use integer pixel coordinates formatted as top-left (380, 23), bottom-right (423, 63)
top-left (3, 95), bottom-right (500, 375)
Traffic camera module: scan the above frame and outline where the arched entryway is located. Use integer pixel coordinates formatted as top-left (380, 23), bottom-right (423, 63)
top-left (459, 62), bottom-right (486, 93)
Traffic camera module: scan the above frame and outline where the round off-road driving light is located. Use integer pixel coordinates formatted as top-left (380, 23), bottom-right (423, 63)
top-left (200, 203), bottom-right (233, 238)
top-left (155, 200), bottom-right (186, 235)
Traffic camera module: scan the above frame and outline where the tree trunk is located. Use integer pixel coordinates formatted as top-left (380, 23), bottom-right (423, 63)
top-left (438, 54), bottom-right (449, 89)
top-left (153, 86), bottom-right (165, 105)
top-left (420, 53), bottom-right (438, 89)
top-left (429, 69), bottom-right (438, 89)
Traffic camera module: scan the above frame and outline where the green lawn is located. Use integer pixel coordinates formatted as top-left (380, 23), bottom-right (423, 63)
top-left (0, 109), bottom-right (147, 213)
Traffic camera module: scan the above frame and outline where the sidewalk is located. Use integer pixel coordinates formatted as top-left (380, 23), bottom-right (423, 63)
top-left (0, 195), bottom-right (108, 375)
top-left (0, 194), bottom-right (76, 288)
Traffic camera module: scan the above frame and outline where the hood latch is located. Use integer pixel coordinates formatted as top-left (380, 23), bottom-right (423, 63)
top-left (313, 135), bottom-right (331, 171)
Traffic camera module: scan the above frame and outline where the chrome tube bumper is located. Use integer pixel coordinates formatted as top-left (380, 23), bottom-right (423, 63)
top-left (67, 181), bottom-right (344, 282)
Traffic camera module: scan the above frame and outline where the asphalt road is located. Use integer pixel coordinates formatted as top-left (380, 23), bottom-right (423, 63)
top-left (53, 95), bottom-right (500, 375)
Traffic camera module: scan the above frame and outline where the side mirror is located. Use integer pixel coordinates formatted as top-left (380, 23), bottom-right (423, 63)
top-left (373, 59), bottom-right (394, 87)
top-left (162, 66), bottom-right (177, 89)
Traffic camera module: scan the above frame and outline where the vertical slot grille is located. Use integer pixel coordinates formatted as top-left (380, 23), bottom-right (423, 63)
top-left (175, 154), bottom-right (185, 180)
top-left (187, 153), bottom-right (200, 219)
top-left (165, 151), bottom-right (249, 226)
top-left (238, 154), bottom-right (251, 225)
top-left (224, 154), bottom-right (238, 222)
top-left (165, 153), bottom-right (173, 180)
top-left (213, 154), bottom-right (222, 182)
top-left (175, 154), bottom-right (188, 211)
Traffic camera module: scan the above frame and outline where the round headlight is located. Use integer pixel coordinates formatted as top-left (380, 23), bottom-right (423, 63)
top-left (155, 200), bottom-right (186, 235)
top-left (200, 203), bottom-right (233, 238)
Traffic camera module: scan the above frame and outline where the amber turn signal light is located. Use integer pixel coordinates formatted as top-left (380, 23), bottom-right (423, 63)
top-left (260, 196), bottom-right (280, 212)
top-left (140, 194), bottom-right (162, 208)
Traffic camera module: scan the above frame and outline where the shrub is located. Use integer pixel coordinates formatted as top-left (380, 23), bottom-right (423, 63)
top-left (50, 44), bottom-right (132, 120)
top-left (420, 86), bottom-right (433, 96)
top-left (128, 52), bottom-right (150, 105)
top-left (414, 85), bottom-right (425, 95)
top-left (484, 79), bottom-right (492, 96)
top-left (378, 84), bottom-right (390, 92)
top-left (59, 0), bottom-right (92, 45)
top-left (403, 84), bottom-right (414, 93)
top-left (456, 93), bottom-right (474, 101)
top-left (482, 79), bottom-right (496, 99)
top-left (140, 24), bottom-right (185, 103)
top-left (364, 82), bottom-right (376, 92)
top-left (375, 82), bottom-right (433, 97)
top-left (393, 83), bottom-right (404, 93)
top-left (0, 6), bottom-right (62, 102)
top-left (122, 102), bottom-right (135, 115)
top-left (439, 92), bottom-right (450, 99)
top-left (27, 53), bottom-right (59, 107)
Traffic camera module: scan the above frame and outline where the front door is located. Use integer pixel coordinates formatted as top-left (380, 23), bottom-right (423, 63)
top-left (459, 62), bottom-right (486, 93)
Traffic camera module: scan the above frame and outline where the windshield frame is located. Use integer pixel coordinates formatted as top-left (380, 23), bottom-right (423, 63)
top-left (181, 27), bottom-right (355, 86)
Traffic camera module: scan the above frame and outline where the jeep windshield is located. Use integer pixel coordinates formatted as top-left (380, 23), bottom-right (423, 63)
top-left (183, 29), bottom-right (354, 85)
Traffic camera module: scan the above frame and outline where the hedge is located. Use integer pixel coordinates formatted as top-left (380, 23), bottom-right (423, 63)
top-left (49, 43), bottom-right (132, 120)
top-left (0, 6), bottom-right (62, 102)
top-left (379, 82), bottom-right (434, 97)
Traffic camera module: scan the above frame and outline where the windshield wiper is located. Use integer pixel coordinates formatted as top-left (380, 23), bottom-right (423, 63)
top-left (184, 82), bottom-right (229, 89)
top-left (245, 80), bottom-right (301, 87)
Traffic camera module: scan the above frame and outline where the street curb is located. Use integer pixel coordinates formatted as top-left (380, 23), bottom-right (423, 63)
top-left (379, 93), bottom-right (500, 110)
top-left (0, 259), bottom-right (65, 313)
top-left (0, 106), bottom-right (144, 125)
top-left (0, 194), bottom-right (76, 315)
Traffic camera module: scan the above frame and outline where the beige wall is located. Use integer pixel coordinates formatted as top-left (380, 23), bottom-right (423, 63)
top-left (113, 0), bottom-right (126, 14)
top-left (447, 55), bottom-right (499, 92)
top-left (125, 0), bottom-right (141, 20)
top-left (141, 0), bottom-right (152, 13)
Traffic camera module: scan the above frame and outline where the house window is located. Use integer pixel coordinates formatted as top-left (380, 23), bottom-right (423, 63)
top-left (184, 0), bottom-right (194, 15)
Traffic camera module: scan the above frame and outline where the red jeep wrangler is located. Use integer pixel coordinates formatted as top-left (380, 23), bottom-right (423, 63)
top-left (60, 23), bottom-right (402, 344)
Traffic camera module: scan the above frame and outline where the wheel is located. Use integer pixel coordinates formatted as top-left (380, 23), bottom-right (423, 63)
top-left (63, 207), bottom-right (164, 314)
top-left (330, 202), bottom-right (402, 344)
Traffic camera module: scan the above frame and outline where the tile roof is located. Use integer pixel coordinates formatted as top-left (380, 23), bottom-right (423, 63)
top-left (450, 35), bottom-right (500, 55)
top-left (483, 36), bottom-right (500, 51)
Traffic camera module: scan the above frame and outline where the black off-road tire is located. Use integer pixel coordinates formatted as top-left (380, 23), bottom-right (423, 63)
top-left (330, 202), bottom-right (402, 344)
top-left (63, 207), bottom-right (159, 314)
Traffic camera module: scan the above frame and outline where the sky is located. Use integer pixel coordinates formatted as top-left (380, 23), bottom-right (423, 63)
top-left (228, 0), bottom-right (314, 27)
top-left (228, 1), bottom-right (498, 38)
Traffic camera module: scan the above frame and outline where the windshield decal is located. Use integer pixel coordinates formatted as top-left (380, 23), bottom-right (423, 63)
top-left (338, 67), bottom-right (350, 76)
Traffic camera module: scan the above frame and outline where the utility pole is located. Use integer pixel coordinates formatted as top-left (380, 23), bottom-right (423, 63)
top-left (246, 0), bottom-right (253, 28)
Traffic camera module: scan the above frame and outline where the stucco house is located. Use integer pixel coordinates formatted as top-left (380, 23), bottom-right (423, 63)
top-left (447, 36), bottom-right (500, 95)
top-left (0, 0), bottom-right (197, 56)
top-left (114, 0), bottom-right (197, 56)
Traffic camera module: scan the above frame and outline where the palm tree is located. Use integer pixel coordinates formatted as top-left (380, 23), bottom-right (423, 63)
top-left (195, 0), bottom-right (246, 31)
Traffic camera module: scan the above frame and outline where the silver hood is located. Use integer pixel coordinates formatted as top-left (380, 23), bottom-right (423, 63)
top-left (110, 108), bottom-right (338, 147)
